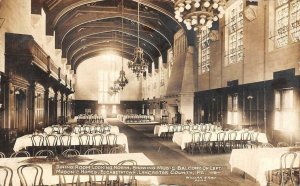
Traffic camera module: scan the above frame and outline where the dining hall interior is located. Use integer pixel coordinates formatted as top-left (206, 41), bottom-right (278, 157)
top-left (0, 0), bottom-right (300, 185)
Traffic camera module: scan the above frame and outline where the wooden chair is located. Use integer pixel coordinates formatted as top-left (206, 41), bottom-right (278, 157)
top-left (84, 148), bottom-right (102, 155)
top-left (35, 150), bottom-right (54, 157)
top-left (186, 132), bottom-right (201, 155)
top-left (45, 135), bottom-right (58, 152)
top-left (31, 135), bottom-right (44, 156)
top-left (109, 145), bottom-right (126, 154)
top-left (59, 134), bottom-right (72, 152)
top-left (0, 152), bottom-right (6, 158)
top-left (17, 164), bottom-right (43, 186)
top-left (92, 134), bottom-right (104, 151)
top-left (0, 166), bottom-right (13, 186)
top-left (62, 149), bottom-right (80, 157)
top-left (259, 143), bottom-right (274, 148)
top-left (217, 132), bottom-right (226, 153)
top-left (89, 160), bottom-right (110, 186)
top-left (116, 160), bottom-right (137, 186)
top-left (78, 134), bottom-right (90, 153)
top-left (271, 152), bottom-right (297, 186)
top-left (202, 132), bottom-right (213, 154)
top-left (10, 151), bottom-right (31, 158)
top-left (104, 134), bottom-right (117, 153)
top-left (277, 142), bottom-right (290, 147)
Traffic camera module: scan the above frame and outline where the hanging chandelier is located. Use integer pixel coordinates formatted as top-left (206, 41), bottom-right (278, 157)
top-left (117, 0), bottom-right (129, 90)
top-left (128, 0), bottom-right (148, 78)
top-left (173, 0), bottom-right (226, 31)
top-left (110, 80), bottom-right (121, 94)
top-left (109, 32), bottom-right (121, 94)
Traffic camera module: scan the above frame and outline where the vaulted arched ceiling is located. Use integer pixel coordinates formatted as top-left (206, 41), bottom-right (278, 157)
top-left (32, 0), bottom-right (185, 72)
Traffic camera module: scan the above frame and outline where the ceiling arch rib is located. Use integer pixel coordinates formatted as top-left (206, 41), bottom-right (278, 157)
top-left (45, 0), bottom-right (182, 35)
top-left (63, 24), bottom-right (162, 59)
top-left (55, 8), bottom-right (173, 50)
top-left (73, 47), bottom-right (153, 72)
top-left (71, 41), bottom-right (156, 68)
top-left (68, 37), bottom-right (159, 64)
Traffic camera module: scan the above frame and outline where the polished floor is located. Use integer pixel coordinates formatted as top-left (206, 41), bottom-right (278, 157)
top-left (107, 119), bottom-right (259, 186)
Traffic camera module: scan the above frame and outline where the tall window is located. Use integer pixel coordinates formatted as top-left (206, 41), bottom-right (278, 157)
top-left (274, 89), bottom-right (297, 131)
top-left (226, 0), bottom-right (244, 65)
top-left (160, 67), bottom-right (165, 86)
top-left (227, 94), bottom-right (238, 125)
top-left (98, 71), bottom-right (120, 104)
top-left (198, 29), bottom-right (210, 74)
top-left (275, 0), bottom-right (300, 48)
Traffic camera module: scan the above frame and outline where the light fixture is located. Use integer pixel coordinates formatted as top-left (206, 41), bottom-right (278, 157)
top-left (117, 0), bottom-right (129, 90)
top-left (109, 32), bottom-right (121, 94)
top-left (128, 0), bottom-right (148, 78)
top-left (173, 0), bottom-right (226, 31)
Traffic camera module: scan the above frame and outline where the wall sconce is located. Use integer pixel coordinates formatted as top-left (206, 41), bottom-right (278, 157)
top-left (15, 90), bottom-right (20, 95)
top-left (247, 95), bottom-right (253, 100)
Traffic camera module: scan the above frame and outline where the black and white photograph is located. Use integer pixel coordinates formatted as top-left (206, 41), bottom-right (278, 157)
top-left (0, 0), bottom-right (299, 185)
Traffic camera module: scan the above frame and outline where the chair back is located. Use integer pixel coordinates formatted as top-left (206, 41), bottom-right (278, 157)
top-left (59, 135), bottom-right (71, 146)
top-left (35, 150), bottom-right (54, 157)
top-left (45, 135), bottom-right (58, 146)
top-left (277, 142), bottom-right (290, 147)
top-left (106, 134), bottom-right (117, 145)
top-left (10, 151), bottom-right (31, 158)
top-left (117, 160), bottom-right (137, 185)
top-left (31, 135), bottom-right (44, 147)
top-left (242, 131), bottom-right (250, 141)
top-left (280, 152), bottom-right (297, 184)
top-left (17, 164), bottom-right (43, 186)
top-left (0, 166), bottom-right (13, 186)
top-left (89, 160), bottom-right (110, 185)
top-left (250, 132), bottom-right (259, 142)
top-left (217, 132), bottom-right (226, 142)
top-left (109, 146), bottom-right (126, 154)
top-left (0, 152), bottom-right (5, 158)
top-left (62, 149), bottom-right (80, 157)
top-left (79, 134), bottom-right (90, 146)
top-left (228, 131), bottom-right (237, 141)
top-left (191, 132), bottom-right (201, 143)
top-left (83, 125), bottom-right (91, 134)
top-left (103, 125), bottom-right (111, 133)
top-left (92, 134), bottom-right (104, 146)
top-left (58, 165), bottom-right (80, 186)
top-left (260, 143), bottom-right (274, 148)
top-left (203, 132), bottom-right (212, 142)
top-left (84, 148), bottom-right (102, 155)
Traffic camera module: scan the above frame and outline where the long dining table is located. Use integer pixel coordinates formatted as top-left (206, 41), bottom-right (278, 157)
top-left (0, 153), bottom-right (159, 186)
top-left (13, 133), bottom-right (129, 152)
top-left (44, 125), bottom-right (120, 134)
top-left (229, 147), bottom-right (300, 186)
top-left (172, 130), bottom-right (268, 150)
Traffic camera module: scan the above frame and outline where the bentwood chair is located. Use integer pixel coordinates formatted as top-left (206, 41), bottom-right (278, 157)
top-left (92, 134), bottom-right (104, 151)
top-left (62, 149), bottom-right (80, 157)
top-left (105, 134), bottom-right (117, 153)
top-left (186, 132), bottom-right (201, 155)
top-left (73, 125), bottom-right (81, 134)
top-left (58, 165), bottom-right (80, 186)
top-left (277, 142), bottom-right (290, 147)
top-left (271, 152), bottom-right (297, 186)
top-left (45, 135), bottom-right (58, 152)
top-left (84, 148), bottom-right (102, 155)
top-left (217, 132), bottom-right (226, 153)
top-left (116, 160), bottom-right (138, 186)
top-left (17, 164), bottom-right (43, 186)
top-left (202, 132), bottom-right (213, 154)
top-left (35, 150), bottom-right (54, 157)
top-left (31, 135), bottom-right (44, 155)
top-left (0, 166), bottom-right (13, 186)
top-left (109, 145), bottom-right (126, 154)
top-left (0, 152), bottom-right (6, 158)
top-left (10, 151), bottom-right (31, 158)
top-left (78, 134), bottom-right (90, 153)
top-left (89, 160), bottom-right (110, 186)
top-left (59, 134), bottom-right (72, 152)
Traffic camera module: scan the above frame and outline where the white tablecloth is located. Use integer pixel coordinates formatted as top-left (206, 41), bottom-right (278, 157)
top-left (44, 126), bottom-right (119, 134)
top-left (229, 148), bottom-right (300, 186)
top-left (172, 131), bottom-right (268, 150)
top-left (0, 153), bottom-right (158, 186)
top-left (13, 133), bottom-right (129, 152)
